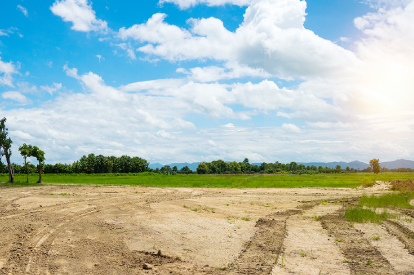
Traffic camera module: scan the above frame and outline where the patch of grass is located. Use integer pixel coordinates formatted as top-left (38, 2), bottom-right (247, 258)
top-left (360, 192), bottom-right (414, 209)
top-left (345, 207), bottom-right (396, 223)
top-left (0, 180), bottom-right (43, 188)
top-left (298, 251), bottom-right (307, 257)
top-left (335, 238), bottom-right (343, 242)
top-left (240, 217), bottom-right (251, 221)
top-left (371, 236), bottom-right (380, 240)
top-left (1, 172), bottom-right (413, 189)
top-left (313, 215), bottom-right (322, 220)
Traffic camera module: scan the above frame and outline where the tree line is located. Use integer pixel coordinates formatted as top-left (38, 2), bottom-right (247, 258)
top-left (195, 159), bottom-right (364, 175)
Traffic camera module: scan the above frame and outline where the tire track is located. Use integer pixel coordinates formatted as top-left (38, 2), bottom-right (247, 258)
top-left (272, 204), bottom-right (350, 275)
top-left (230, 203), bottom-right (317, 274)
top-left (384, 220), bottom-right (414, 255)
top-left (321, 213), bottom-right (396, 275)
top-left (25, 209), bottom-right (100, 275)
top-left (1, 190), bottom-right (200, 274)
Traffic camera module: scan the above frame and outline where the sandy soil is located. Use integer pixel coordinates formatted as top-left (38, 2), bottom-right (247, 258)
top-left (0, 185), bottom-right (413, 274)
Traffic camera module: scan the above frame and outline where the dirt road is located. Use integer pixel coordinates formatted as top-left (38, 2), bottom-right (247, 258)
top-left (0, 185), bottom-right (413, 274)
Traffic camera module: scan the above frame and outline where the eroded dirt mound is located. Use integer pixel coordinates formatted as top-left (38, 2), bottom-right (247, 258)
top-left (391, 178), bottom-right (414, 191)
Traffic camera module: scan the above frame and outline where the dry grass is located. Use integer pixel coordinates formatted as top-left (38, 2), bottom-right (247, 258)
top-left (391, 178), bottom-right (414, 192)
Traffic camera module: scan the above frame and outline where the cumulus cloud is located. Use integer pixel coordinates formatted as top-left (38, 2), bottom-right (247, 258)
top-left (119, 0), bottom-right (357, 81)
top-left (17, 5), bottom-right (28, 17)
top-left (159, 0), bottom-right (251, 9)
top-left (0, 57), bottom-right (18, 87)
top-left (50, 0), bottom-right (108, 32)
top-left (2, 91), bottom-right (32, 105)
top-left (177, 61), bottom-right (271, 82)
top-left (282, 123), bottom-right (302, 133)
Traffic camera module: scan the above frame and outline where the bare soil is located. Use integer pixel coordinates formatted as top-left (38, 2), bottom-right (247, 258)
top-left (0, 185), bottom-right (413, 274)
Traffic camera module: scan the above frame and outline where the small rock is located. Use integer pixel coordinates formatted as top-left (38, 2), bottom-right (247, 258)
top-left (143, 263), bottom-right (153, 270)
top-left (157, 250), bottom-right (162, 256)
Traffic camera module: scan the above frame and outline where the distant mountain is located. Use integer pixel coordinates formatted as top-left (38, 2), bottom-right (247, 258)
top-left (298, 161), bottom-right (369, 170)
top-left (148, 163), bottom-right (164, 170)
top-left (381, 159), bottom-right (414, 169)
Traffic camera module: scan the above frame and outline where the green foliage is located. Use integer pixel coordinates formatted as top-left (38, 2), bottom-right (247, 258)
top-left (2, 172), bottom-right (414, 189)
top-left (44, 154), bottom-right (149, 174)
top-left (18, 143), bottom-right (34, 183)
top-left (18, 143), bottom-right (33, 158)
top-left (0, 117), bottom-right (14, 183)
top-left (359, 193), bottom-right (414, 209)
top-left (345, 207), bottom-right (395, 223)
top-left (196, 162), bottom-right (209, 174)
top-left (31, 146), bottom-right (45, 162)
top-left (369, 159), bottom-right (381, 174)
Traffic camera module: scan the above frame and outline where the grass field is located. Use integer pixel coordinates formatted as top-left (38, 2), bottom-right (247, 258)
top-left (1, 172), bottom-right (414, 188)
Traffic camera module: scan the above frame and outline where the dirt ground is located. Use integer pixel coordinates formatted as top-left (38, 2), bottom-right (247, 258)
top-left (0, 185), bottom-right (413, 275)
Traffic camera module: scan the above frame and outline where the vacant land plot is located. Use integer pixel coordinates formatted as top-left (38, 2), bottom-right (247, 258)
top-left (1, 183), bottom-right (414, 274)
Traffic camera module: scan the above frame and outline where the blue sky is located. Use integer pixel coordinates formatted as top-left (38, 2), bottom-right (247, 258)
top-left (1, 0), bottom-right (413, 165)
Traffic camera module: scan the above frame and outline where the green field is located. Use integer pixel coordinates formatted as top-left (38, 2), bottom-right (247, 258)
top-left (1, 172), bottom-right (414, 188)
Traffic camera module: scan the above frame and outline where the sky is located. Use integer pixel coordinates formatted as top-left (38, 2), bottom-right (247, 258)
top-left (1, 0), bottom-right (413, 165)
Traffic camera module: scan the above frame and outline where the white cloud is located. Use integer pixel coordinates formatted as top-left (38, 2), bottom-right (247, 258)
top-left (159, 0), bottom-right (251, 9)
top-left (119, 0), bottom-right (357, 81)
top-left (115, 43), bottom-right (136, 60)
top-left (40, 83), bottom-right (63, 95)
top-left (177, 61), bottom-right (271, 82)
top-left (63, 64), bottom-right (79, 78)
top-left (15, 82), bottom-right (38, 93)
top-left (96, 54), bottom-right (102, 62)
top-left (306, 122), bottom-right (354, 129)
top-left (48, 61), bottom-right (53, 68)
top-left (2, 91), bottom-right (32, 105)
top-left (156, 130), bottom-right (176, 139)
top-left (10, 130), bottom-right (34, 140)
top-left (276, 112), bottom-right (290, 118)
top-left (282, 123), bottom-right (302, 133)
top-left (2, 65), bottom-right (414, 164)
top-left (17, 5), bottom-right (28, 17)
top-left (0, 27), bottom-right (20, 38)
top-left (50, 0), bottom-right (108, 32)
top-left (120, 78), bottom-right (186, 92)
top-left (362, 0), bottom-right (412, 8)
top-left (208, 140), bottom-right (217, 146)
top-left (0, 57), bottom-right (18, 87)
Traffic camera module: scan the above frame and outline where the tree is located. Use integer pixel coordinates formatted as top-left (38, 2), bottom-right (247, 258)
top-left (335, 165), bottom-right (341, 173)
top-left (369, 159), bottom-right (381, 174)
top-left (0, 118), bottom-right (14, 183)
top-left (31, 146), bottom-right (45, 183)
top-left (196, 162), bottom-right (209, 174)
top-left (346, 166), bottom-right (350, 172)
top-left (180, 166), bottom-right (192, 174)
top-left (19, 143), bottom-right (33, 183)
